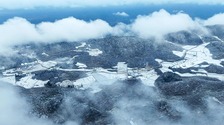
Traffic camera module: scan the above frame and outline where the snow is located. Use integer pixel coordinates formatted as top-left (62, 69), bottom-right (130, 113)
top-left (54, 67), bottom-right (159, 93)
top-left (57, 80), bottom-right (74, 87)
top-left (40, 61), bottom-right (57, 68)
top-left (172, 50), bottom-right (185, 57)
top-left (16, 74), bottom-right (48, 88)
top-left (1, 41), bottom-right (223, 90)
top-left (2, 69), bottom-right (16, 76)
top-left (73, 75), bottom-right (100, 92)
top-left (14, 43), bottom-right (221, 89)
top-left (73, 75), bottom-right (96, 87)
top-left (138, 69), bottom-right (159, 86)
top-left (75, 42), bottom-right (86, 49)
top-left (155, 59), bottom-right (173, 73)
top-left (157, 43), bottom-right (224, 80)
top-left (20, 60), bottom-right (57, 73)
top-left (197, 68), bottom-right (224, 81)
top-left (214, 36), bottom-right (224, 43)
top-left (174, 43), bottom-right (212, 68)
top-left (76, 62), bottom-right (87, 68)
top-left (1, 60), bottom-right (57, 88)
top-left (87, 48), bottom-right (103, 56)
top-left (41, 52), bottom-right (49, 56)
top-left (0, 76), bottom-right (15, 85)
top-left (117, 62), bottom-right (128, 74)
top-left (158, 43), bottom-right (222, 69)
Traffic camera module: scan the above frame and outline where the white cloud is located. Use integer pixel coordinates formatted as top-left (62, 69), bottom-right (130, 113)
top-left (0, 0), bottom-right (224, 9)
top-left (131, 9), bottom-right (200, 39)
top-left (0, 17), bottom-right (40, 54)
top-left (113, 12), bottom-right (129, 17)
top-left (203, 13), bottom-right (224, 26)
top-left (0, 9), bottom-right (223, 55)
top-left (36, 17), bottom-right (112, 42)
top-left (0, 17), bottom-right (112, 54)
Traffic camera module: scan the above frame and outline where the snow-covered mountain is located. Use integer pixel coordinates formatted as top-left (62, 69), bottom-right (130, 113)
top-left (1, 25), bottom-right (224, 125)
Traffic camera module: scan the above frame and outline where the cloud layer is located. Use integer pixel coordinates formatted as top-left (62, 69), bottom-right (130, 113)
top-left (113, 12), bottom-right (129, 17)
top-left (0, 0), bottom-right (224, 9)
top-left (131, 10), bottom-right (199, 39)
top-left (0, 82), bottom-right (53, 125)
top-left (0, 17), bottom-right (112, 54)
top-left (204, 13), bottom-right (224, 26)
top-left (0, 10), bottom-right (223, 54)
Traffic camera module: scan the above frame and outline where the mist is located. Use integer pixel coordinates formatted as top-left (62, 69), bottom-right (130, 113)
top-left (1, 78), bottom-right (224, 125)
top-left (0, 82), bottom-right (54, 125)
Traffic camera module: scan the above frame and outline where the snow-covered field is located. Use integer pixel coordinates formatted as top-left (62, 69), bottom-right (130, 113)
top-left (157, 43), bottom-right (224, 80)
top-left (0, 40), bottom-right (223, 90)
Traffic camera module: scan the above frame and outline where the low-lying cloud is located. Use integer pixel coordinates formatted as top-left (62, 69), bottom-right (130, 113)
top-left (0, 9), bottom-right (223, 55)
top-left (37, 17), bottom-right (112, 42)
top-left (203, 13), bottom-right (224, 26)
top-left (131, 9), bottom-right (199, 39)
top-left (1, 79), bottom-right (224, 125)
top-left (0, 82), bottom-right (53, 125)
top-left (0, 17), bottom-right (112, 54)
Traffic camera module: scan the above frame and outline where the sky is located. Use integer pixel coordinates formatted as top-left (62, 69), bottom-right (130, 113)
top-left (0, 0), bottom-right (224, 9)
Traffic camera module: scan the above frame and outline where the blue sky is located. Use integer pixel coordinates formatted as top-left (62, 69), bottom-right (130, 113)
top-left (0, 0), bottom-right (224, 9)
